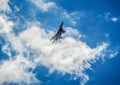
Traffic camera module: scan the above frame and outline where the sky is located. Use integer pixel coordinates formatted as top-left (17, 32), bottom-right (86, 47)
top-left (0, 0), bottom-right (120, 85)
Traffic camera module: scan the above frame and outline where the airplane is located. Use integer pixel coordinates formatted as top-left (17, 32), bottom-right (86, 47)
top-left (51, 21), bottom-right (66, 41)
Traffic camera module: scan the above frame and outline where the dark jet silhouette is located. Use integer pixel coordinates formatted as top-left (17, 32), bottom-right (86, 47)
top-left (51, 21), bottom-right (66, 41)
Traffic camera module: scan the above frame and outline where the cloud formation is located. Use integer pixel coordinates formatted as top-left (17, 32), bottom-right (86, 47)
top-left (0, 0), bottom-right (11, 12)
top-left (109, 51), bottom-right (119, 58)
top-left (19, 25), bottom-right (108, 85)
top-left (30, 0), bottom-right (56, 12)
top-left (104, 12), bottom-right (120, 22)
top-left (0, 56), bottom-right (39, 85)
top-left (0, 13), bottom-right (109, 85)
top-left (111, 17), bottom-right (119, 22)
top-left (0, 14), bottom-right (40, 84)
top-left (0, 0), bottom-right (118, 85)
top-left (29, 0), bottom-right (80, 26)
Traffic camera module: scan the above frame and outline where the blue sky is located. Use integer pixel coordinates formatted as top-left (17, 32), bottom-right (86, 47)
top-left (0, 0), bottom-right (120, 85)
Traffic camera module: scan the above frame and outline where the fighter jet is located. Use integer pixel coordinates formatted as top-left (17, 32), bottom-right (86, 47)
top-left (51, 21), bottom-right (66, 41)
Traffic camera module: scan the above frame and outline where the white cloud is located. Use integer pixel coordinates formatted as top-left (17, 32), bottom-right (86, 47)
top-left (29, 0), bottom-right (81, 26)
top-left (0, 13), bottom-right (109, 84)
top-left (0, 15), bottom-right (27, 56)
top-left (30, 0), bottom-right (56, 12)
top-left (104, 12), bottom-right (119, 22)
top-left (62, 27), bottom-right (82, 41)
top-left (2, 43), bottom-right (12, 58)
top-left (18, 24), bottom-right (108, 85)
top-left (0, 2), bottom-right (115, 84)
top-left (0, 15), bottom-right (39, 84)
top-left (62, 11), bottom-right (78, 25)
top-left (0, 0), bottom-right (11, 12)
top-left (109, 51), bottom-right (119, 58)
top-left (111, 17), bottom-right (118, 22)
top-left (0, 56), bottom-right (39, 85)
top-left (0, 15), bottom-right (14, 33)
